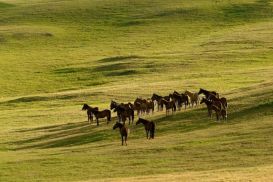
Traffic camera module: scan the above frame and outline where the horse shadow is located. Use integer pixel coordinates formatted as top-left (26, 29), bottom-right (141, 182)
top-left (10, 120), bottom-right (115, 150)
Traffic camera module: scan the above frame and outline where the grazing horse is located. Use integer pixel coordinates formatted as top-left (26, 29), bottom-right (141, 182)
top-left (185, 90), bottom-right (199, 107)
top-left (113, 122), bottom-right (129, 146)
top-left (114, 105), bottom-right (134, 125)
top-left (161, 99), bottom-right (176, 116)
top-left (198, 88), bottom-right (219, 99)
top-left (82, 104), bottom-right (98, 123)
top-left (92, 109), bottom-right (111, 126)
top-left (136, 118), bottom-right (155, 139)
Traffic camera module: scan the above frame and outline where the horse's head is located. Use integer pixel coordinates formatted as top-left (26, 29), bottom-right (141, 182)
top-left (113, 122), bottom-right (121, 130)
top-left (110, 100), bottom-right (117, 110)
top-left (151, 94), bottom-right (157, 101)
top-left (198, 88), bottom-right (204, 95)
top-left (82, 104), bottom-right (88, 110)
top-left (136, 118), bottom-right (142, 125)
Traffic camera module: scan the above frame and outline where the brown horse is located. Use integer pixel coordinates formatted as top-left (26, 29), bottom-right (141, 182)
top-left (208, 94), bottom-right (228, 109)
top-left (92, 109), bottom-right (111, 126)
top-left (185, 90), bottom-right (199, 107)
top-left (113, 122), bottom-right (129, 146)
top-left (114, 105), bottom-right (134, 125)
top-left (82, 104), bottom-right (98, 124)
top-left (110, 100), bottom-right (133, 122)
top-left (161, 99), bottom-right (176, 116)
top-left (151, 93), bottom-right (163, 111)
top-left (136, 118), bottom-right (155, 139)
top-left (200, 98), bottom-right (213, 118)
top-left (200, 98), bottom-right (227, 121)
top-left (171, 91), bottom-right (189, 110)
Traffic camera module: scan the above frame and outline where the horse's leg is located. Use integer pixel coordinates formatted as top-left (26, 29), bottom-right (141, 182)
top-left (125, 136), bottom-right (127, 146)
top-left (96, 118), bottom-right (99, 126)
top-left (146, 130), bottom-right (149, 139)
top-left (121, 136), bottom-right (124, 146)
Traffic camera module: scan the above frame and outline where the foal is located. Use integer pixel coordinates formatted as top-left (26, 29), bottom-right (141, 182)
top-left (136, 118), bottom-right (155, 139)
top-left (113, 122), bottom-right (129, 146)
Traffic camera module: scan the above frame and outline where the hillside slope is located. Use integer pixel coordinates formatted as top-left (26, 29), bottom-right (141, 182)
top-left (0, 0), bottom-right (273, 181)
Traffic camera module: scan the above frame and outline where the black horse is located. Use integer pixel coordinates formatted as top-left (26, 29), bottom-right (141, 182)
top-left (136, 118), bottom-right (155, 139)
top-left (113, 122), bottom-right (129, 146)
top-left (82, 104), bottom-right (98, 124)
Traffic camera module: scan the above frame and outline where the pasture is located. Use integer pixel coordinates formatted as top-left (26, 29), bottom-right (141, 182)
top-left (0, 0), bottom-right (273, 181)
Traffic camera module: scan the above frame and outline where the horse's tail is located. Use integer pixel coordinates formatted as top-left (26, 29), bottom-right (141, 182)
top-left (150, 122), bottom-right (155, 139)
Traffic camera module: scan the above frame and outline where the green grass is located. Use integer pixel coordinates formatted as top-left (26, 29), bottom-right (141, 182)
top-left (0, 0), bottom-right (273, 181)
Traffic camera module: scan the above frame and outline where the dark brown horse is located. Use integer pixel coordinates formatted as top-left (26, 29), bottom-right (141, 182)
top-left (92, 109), bottom-right (111, 126)
top-left (136, 118), bottom-right (155, 139)
top-left (110, 100), bottom-right (133, 122)
top-left (200, 98), bottom-right (213, 118)
top-left (114, 105), bottom-right (134, 125)
top-left (208, 94), bottom-right (228, 109)
top-left (171, 91), bottom-right (189, 110)
top-left (151, 93), bottom-right (163, 111)
top-left (198, 88), bottom-right (219, 99)
top-left (161, 99), bottom-right (176, 116)
top-left (82, 104), bottom-right (98, 124)
top-left (200, 98), bottom-right (227, 121)
top-left (113, 122), bottom-right (129, 146)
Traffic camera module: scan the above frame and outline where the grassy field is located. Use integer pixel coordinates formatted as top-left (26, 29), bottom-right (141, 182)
top-left (0, 0), bottom-right (273, 181)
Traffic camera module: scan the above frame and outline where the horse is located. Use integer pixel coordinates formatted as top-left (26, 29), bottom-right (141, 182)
top-left (110, 100), bottom-right (133, 122)
top-left (171, 91), bottom-right (189, 110)
top-left (198, 88), bottom-right (219, 99)
top-left (208, 94), bottom-right (228, 109)
top-left (114, 105), bottom-right (134, 125)
top-left (136, 118), bottom-right (155, 139)
top-left (82, 104), bottom-right (99, 124)
top-left (151, 93), bottom-right (164, 111)
top-left (113, 122), bottom-right (129, 146)
top-left (161, 99), bottom-right (176, 116)
top-left (200, 98), bottom-right (213, 118)
top-left (200, 97), bottom-right (227, 121)
top-left (146, 99), bottom-right (155, 114)
top-left (92, 109), bottom-right (111, 126)
top-left (134, 98), bottom-right (147, 115)
top-left (185, 90), bottom-right (199, 107)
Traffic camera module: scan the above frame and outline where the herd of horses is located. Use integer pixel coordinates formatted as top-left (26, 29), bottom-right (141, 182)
top-left (82, 88), bottom-right (228, 145)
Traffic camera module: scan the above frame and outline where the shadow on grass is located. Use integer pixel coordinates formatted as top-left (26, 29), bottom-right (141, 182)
top-left (97, 55), bottom-right (141, 63)
top-left (221, 0), bottom-right (273, 22)
top-left (11, 121), bottom-right (114, 150)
